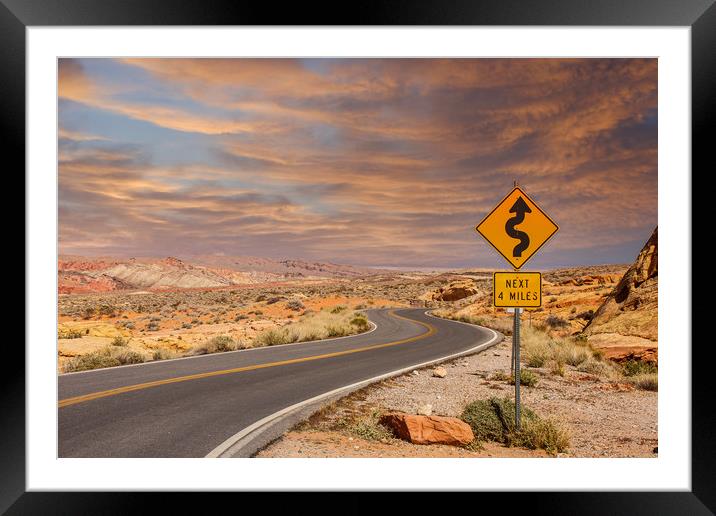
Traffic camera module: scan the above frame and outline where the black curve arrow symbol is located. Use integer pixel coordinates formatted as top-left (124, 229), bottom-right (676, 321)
top-left (505, 196), bottom-right (532, 257)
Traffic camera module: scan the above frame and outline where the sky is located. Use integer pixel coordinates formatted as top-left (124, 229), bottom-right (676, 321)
top-left (58, 58), bottom-right (657, 269)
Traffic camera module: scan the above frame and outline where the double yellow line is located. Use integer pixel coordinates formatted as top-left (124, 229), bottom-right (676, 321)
top-left (59, 310), bottom-right (436, 409)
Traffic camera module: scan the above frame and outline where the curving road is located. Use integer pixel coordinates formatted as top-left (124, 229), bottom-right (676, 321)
top-left (58, 308), bottom-right (500, 458)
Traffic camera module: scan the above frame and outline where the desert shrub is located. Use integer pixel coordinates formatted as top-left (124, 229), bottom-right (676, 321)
top-left (64, 351), bottom-right (121, 372)
top-left (111, 336), bottom-right (128, 347)
top-left (549, 359), bottom-right (565, 377)
top-left (577, 357), bottom-right (613, 376)
top-left (63, 346), bottom-right (145, 372)
top-left (326, 325), bottom-right (348, 338)
top-left (489, 371), bottom-right (512, 382)
top-left (255, 295), bottom-right (267, 302)
top-left (621, 359), bottom-right (658, 377)
top-left (252, 309), bottom-right (371, 348)
top-left (58, 328), bottom-right (84, 339)
top-left (266, 296), bottom-right (283, 305)
top-left (235, 314), bottom-right (248, 321)
top-left (509, 369), bottom-right (539, 387)
top-left (628, 373), bottom-right (658, 391)
top-left (182, 322), bottom-right (193, 329)
top-left (350, 314), bottom-right (370, 332)
top-left (147, 321), bottom-right (160, 332)
top-left (286, 300), bottom-right (305, 311)
top-left (461, 397), bottom-right (569, 456)
top-left (514, 417), bottom-right (571, 455)
top-left (346, 410), bottom-right (394, 442)
top-left (152, 349), bottom-right (176, 361)
top-left (561, 346), bottom-right (590, 367)
top-left (113, 349), bottom-right (147, 365)
top-left (330, 305), bottom-right (348, 314)
top-left (202, 335), bottom-right (239, 353)
top-left (524, 339), bottom-right (551, 367)
top-left (255, 328), bottom-right (291, 346)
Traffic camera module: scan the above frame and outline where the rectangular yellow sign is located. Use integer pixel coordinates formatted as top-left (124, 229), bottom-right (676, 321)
top-left (493, 272), bottom-right (542, 308)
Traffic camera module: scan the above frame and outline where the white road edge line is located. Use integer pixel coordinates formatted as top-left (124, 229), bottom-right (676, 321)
top-left (60, 319), bottom-right (378, 377)
top-left (205, 311), bottom-right (501, 458)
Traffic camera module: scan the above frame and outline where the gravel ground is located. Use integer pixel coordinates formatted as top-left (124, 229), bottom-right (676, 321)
top-left (257, 337), bottom-right (657, 458)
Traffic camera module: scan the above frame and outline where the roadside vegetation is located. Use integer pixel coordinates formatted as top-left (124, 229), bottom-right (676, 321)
top-left (63, 346), bottom-right (146, 372)
top-left (253, 309), bottom-right (370, 347)
top-left (61, 308), bottom-right (373, 373)
top-left (461, 397), bottom-right (570, 456)
top-left (434, 309), bottom-right (657, 392)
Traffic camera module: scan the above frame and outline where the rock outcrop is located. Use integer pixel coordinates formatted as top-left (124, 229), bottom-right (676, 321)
top-left (427, 280), bottom-right (479, 302)
top-left (582, 228), bottom-right (658, 361)
top-left (379, 413), bottom-right (474, 446)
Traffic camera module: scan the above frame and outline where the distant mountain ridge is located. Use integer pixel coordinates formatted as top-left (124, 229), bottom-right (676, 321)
top-left (58, 255), bottom-right (387, 294)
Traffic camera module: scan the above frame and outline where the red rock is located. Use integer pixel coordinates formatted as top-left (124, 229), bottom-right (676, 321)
top-left (379, 413), bottom-right (474, 446)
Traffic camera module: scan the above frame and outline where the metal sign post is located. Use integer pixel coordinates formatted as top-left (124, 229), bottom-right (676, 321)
top-left (475, 183), bottom-right (558, 435)
top-left (513, 307), bottom-right (522, 431)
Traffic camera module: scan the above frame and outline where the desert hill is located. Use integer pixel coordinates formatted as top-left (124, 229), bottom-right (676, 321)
top-left (58, 255), bottom-right (387, 294)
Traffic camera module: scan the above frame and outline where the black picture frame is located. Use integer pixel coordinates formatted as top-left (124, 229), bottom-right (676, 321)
top-left (6, 0), bottom-right (709, 512)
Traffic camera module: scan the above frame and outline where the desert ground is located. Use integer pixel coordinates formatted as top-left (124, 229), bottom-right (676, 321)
top-left (57, 230), bottom-right (657, 458)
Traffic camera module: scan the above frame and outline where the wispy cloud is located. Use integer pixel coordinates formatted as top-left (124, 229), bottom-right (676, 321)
top-left (58, 58), bottom-right (657, 267)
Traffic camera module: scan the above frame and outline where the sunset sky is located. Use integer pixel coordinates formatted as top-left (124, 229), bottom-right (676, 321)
top-left (58, 58), bottom-right (657, 269)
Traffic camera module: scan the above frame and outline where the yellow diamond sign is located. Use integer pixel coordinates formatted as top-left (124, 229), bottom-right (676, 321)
top-left (475, 186), bottom-right (558, 270)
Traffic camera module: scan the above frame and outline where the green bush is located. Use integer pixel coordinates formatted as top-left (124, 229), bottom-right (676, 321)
top-left (460, 397), bottom-right (569, 455)
top-left (510, 369), bottom-right (539, 387)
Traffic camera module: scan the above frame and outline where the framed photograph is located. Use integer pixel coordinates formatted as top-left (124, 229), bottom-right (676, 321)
top-left (10, 0), bottom-right (710, 511)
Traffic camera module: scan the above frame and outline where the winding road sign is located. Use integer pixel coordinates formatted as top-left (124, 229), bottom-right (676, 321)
top-left (475, 186), bottom-right (558, 269)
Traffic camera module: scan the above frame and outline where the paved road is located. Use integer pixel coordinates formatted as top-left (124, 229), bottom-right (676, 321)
top-left (58, 308), bottom-right (499, 457)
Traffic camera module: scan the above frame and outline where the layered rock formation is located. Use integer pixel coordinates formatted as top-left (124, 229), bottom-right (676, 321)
top-left (583, 227), bottom-right (658, 361)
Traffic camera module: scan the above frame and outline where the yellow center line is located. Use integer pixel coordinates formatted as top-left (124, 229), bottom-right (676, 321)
top-left (58, 310), bottom-right (435, 409)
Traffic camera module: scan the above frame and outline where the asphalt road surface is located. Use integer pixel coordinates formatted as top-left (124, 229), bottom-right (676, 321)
top-left (58, 308), bottom-right (499, 457)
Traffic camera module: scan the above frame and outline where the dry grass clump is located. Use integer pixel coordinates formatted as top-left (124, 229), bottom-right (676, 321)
top-left (522, 326), bottom-right (594, 369)
top-left (627, 373), bottom-right (658, 391)
top-left (192, 335), bottom-right (242, 355)
top-left (152, 349), bottom-right (177, 361)
top-left (254, 309), bottom-right (370, 347)
top-left (63, 346), bottom-right (146, 372)
top-left (58, 328), bottom-right (84, 339)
